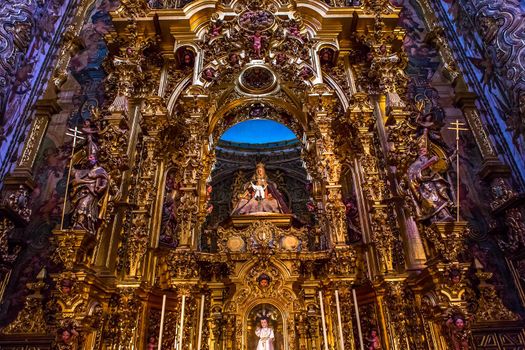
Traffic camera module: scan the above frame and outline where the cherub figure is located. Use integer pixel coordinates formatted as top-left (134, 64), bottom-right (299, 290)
top-left (229, 52), bottom-right (241, 68)
top-left (205, 183), bottom-right (214, 214)
top-left (209, 20), bottom-right (223, 37)
top-left (81, 118), bottom-right (99, 157)
top-left (57, 325), bottom-right (79, 349)
top-left (146, 336), bottom-right (156, 350)
top-left (275, 52), bottom-right (287, 65)
top-left (249, 31), bottom-right (267, 58)
top-left (201, 68), bottom-right (217, 82)
top-left (366, 329), bottom-right (381, 349)
top-left (288, 22), bottom-right (304, 41)
top-left (446, 315), bottom-right (469, 350)
top-left (299, 66), bottom-right (313, 80)
top-left (257, 273), bottom-right (271, 288)
top-left (60, 279), bottom-right (74, 295)
top-left (448, 268), bottom-right (462, 285)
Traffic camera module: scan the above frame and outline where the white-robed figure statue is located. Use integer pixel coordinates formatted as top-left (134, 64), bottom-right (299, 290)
top-left (255, 317), bottom-right (274, 350)
top-left (231, 163), bottom-right (290, 215)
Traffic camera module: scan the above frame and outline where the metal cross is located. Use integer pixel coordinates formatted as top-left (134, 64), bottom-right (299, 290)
top-left (66, 126), bottom-right (86, 148)
top-left (60, 127), bottom-right (85, 230)
top-left (447, 119), bottom-right (468, 222)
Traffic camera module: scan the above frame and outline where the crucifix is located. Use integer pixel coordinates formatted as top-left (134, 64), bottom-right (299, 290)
top-left (60, 126), bottom-right (85, 230)
top-left (447, 119), bottom-right (468, 222)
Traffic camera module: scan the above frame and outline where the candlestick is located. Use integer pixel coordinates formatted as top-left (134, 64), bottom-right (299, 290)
top-left (319, 290), bottom-right (329, 350)
top-left (178, 294), bottom-right (186, 349)
top-left (335, 290), bottom-right (345, 350)
top-left (158, 295), bottom-right (167, 350)
top-left (353, 288), bottom-right (364, 350)
top-left (197, 294), bottom-right (205, 349)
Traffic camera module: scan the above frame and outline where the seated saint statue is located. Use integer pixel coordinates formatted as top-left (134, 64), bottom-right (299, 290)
top-left (231, 163), bottom-right (290, 215)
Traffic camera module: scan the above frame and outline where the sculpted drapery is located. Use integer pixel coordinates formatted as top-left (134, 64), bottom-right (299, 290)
top-left (255, 318), bottom-right (274, 350)
top-left (231, 163), bottom-right (290, 215)
top-left (406, 147), bottom-right (454, 222)
top-left (70, 154), bottom-right (108, 234)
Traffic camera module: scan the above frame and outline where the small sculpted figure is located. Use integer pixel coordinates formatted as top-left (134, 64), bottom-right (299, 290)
top-left (255, 317), bottom-right (274, 350)
top-left (231, 163), bottom-right (289, 215)
top-left (202, 68), bottom-right (217, 82)
top-left (250, 31), bottom-right (267, 58)
top-left (257, 273), bottom-right (271, 288)
top-left (146, 336), bottom-right (156, 350)
top-left (81, 118), bottom-right (99, 157)
top-left (446, 315), bottom-right (469, 350)
top-left (57, 326), bottom-right (79, 349)
top-left (70, 154), bottom-right (108, 234)
top-left (406, 147), bottom-right (454, 222)
top-left (366, 329), bottom-right (381, 350)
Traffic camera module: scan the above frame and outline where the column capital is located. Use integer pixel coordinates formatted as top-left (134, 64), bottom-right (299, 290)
top-left (33, 98), bottom-right (61, 115)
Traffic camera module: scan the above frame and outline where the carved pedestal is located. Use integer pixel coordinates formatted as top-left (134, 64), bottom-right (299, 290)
top-left (229, 214), bottom-right (293, 228)
top-left (421, 221), bottom-right (468, 262)
top-left (53, 229), bottom-right (97, 270)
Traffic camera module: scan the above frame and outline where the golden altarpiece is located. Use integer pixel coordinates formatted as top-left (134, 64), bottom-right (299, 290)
top-left (0, 0), bottom-right (524, 349)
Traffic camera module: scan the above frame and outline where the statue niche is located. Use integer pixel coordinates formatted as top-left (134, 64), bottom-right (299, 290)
top-left (159, 169), bottom-right (179, 247)
top-left (247, 303), bottom-right (283, 350)
top-left (340, 166), bottom-right (363, 243)
top-left (231, 163), bottom-right (290, 216)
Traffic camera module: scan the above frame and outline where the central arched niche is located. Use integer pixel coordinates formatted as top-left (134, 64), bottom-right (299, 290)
top-left (246, 303), bottom-right (285, 350)
top-left (210, 101), bottom-right (306, 145)
top-left (200, 115), bottom-right (314, 252)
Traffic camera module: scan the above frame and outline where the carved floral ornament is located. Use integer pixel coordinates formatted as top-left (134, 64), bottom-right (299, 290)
top-left (217, 221), bottom-right (306, 254)
top-left (226, 258), bottom-right (300, 314)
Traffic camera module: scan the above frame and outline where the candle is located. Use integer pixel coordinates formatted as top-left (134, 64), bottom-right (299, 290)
top-left (335, 290), bottom-right (345, 350)
top-left (319, 291), bottom-right (329, 350)
top-left (158, 295), bottom-right (166, 350)
top-left (178, 294), bottom-right (186, 349)
top-left (353, 289), bottom-right (364, 350)
top-left (197, 294), bottom-right (205, 349)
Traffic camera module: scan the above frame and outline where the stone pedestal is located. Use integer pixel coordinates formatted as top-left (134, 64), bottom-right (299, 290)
top-left (229, 214), bottom-right (293, 228)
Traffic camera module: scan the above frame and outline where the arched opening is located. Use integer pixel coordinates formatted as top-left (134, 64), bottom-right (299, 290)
top-left (199, 117), bottom-right (314, 251)
top-left (220, 119), bottom-right (296, 144)
top-left (340, 165), bottom-right (363, 244)
top-left (246, 303), bottom-right (285, 350)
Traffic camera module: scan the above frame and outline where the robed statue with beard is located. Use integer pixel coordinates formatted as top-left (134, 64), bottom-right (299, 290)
top-left (70, 154), bottom-right (108, 234)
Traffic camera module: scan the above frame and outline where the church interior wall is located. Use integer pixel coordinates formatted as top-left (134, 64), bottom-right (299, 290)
top-left (0, 0), bottom-right (525, 349)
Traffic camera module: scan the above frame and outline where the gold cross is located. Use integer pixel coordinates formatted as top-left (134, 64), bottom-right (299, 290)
top-left (447, 120), bottom-right (468, 141)
top-left (447, 119), bottom-right (468, 222)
